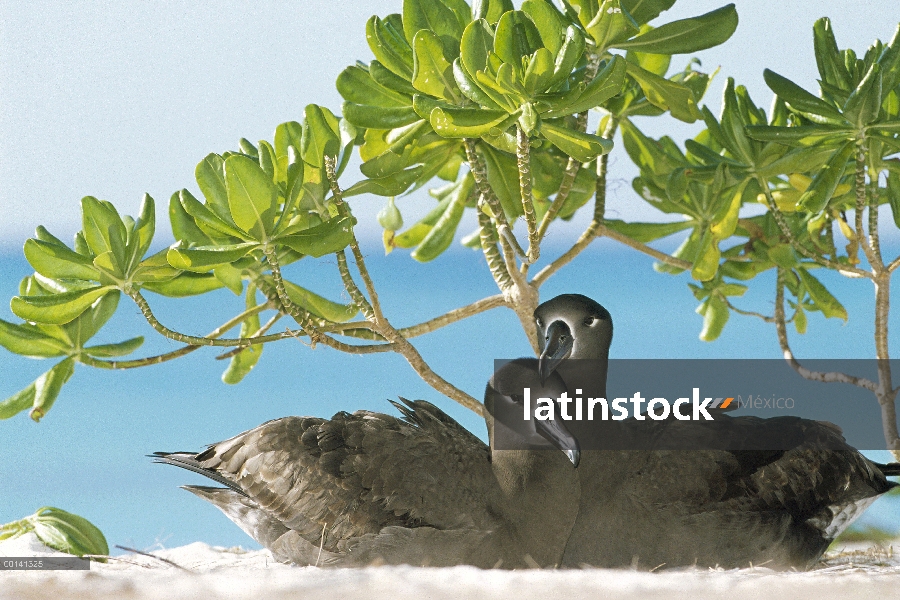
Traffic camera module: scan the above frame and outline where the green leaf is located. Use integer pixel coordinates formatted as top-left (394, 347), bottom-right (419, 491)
top-left (342, 102), bottom-right (420, 130)
top-left (813, 18), bottom-right (851, 90)
top-left (195, 154), bottom-right (233, 223)
top-left (225, 155), bottom-right (278, 241)
top-left (540, 121), bottom-right (613, 162)
top-left (624, 61), bottom-right (700, 123)
top-left (522, 0), bottom-right (566, 55)
top-left (472, 0), bottom-right (514, 23)
top-left (615, 4), bottom-right (737, 54)
top-left (460, 18), bottom-right (495, 75)
top-left (84, 337), bottom-right (144, 358)
top-left (744, 125), bottom-right (852, 147)
top-left (763, 69), bottom-right (847, 125)
top-left (336, 65), bottom-right (411, 107)
top-left (30, 507), bottom-right (109, 557)
top-left (798, 141), bottom-right (855, 213)
top-left (179, 189), bottom-right (249, 240)
top-left (302, 104), bottom-right (341, 165)
top-left (403, 0), bottom-right (463, 45)
top-left (213, 263), bottom-right (244, 295)
top-left (412, 30), bottom-right (459, 101)
top-left (342, 166), bottom-right (425, 197)
top-left (479, 144), bottom-right (523, 218)
top-left (0, 319), bottom-right (69, 357)
top-left (370, 60), bottom-right (419, 96)
top-left (797, 268), bottom-right (847, 320)
top-left (768, 244), bottom-right (798, 268)
top-left (887, 172), bottom-right (900, 228)
top-left (126, 194), bottom-right (156, 272)
top-left (166, 243), bottom-right (257, 273)
top-left (142, 272), bottom-right (224, 297)
top-left (11, 286), bottom-right (116, 325)
top-left (621, 0), bottom-right (676, 26)
top-left (431, 106), bottom-right (516, 137)
top-left (222, 285), bottom-right (262, 385)
top-left (691, 230), bottom-right (720, 281)
top-left (62, 290), bottom-right (120, 349)
top-left (274, 121), bottom-right (304, 174)
top-left (168, 191), bottom-right (213, 245)
top-left (843, 63), bottom-right (882, 127)
top-left (697, 295), bottom-right (729, 341)
top-left (366, 15), bottom-right (414, 80)
top-left (547, 55), bottom-right (626, 117)
top-left (546, 26), bottom-right (586, 90)
top-left (394, 195), bottom-right (454, 247)
top-left (411, 173), bottom-right (473, 261)
top-left (276, 279), bottom-right (360, 322)
top-left (0, 384), bottom-right (36, 420)
top-left (275, 215), bottom-right (356, 257)
top-left (29, 358), bottom-right (75, 422)
top-left (755, 144), bottom-right (844, 178)
top-left (80, 197), bottom-right (127, 262)
top-left (24, 239), bottom-right (99, 281)
top-left (494, 10), bottom-right (543, 72)
top-left (585, 0), bottom-right (639, 51)
top-left (604, 218), bottom-right (693, 242)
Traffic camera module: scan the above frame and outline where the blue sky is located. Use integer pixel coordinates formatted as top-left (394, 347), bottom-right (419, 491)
top-left (1, 1), bottom-right (900, 551)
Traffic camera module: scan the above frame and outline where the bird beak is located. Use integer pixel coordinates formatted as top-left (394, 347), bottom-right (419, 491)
top-left (534, 417), bottom-right (581, 468)
top-left (539, 320), bottom-right (572, 385)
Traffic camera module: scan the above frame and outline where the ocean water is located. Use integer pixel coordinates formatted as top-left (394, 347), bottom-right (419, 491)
top-left (1, 237), bottom-right (899, 552)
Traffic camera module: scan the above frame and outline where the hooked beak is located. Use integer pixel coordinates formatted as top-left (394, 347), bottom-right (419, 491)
top-left (539, 320), bottom-right (572, 385)
top-left (534, 417), bottom-right (581, 468)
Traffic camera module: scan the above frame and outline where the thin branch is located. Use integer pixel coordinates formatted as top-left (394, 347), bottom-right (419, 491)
top-left (336, 250), bottom-right (484, 415)
top-left (535, 157), bottom-right (580, 242)
top-left (128, 290), bottom-right (298, 348)
top-left (593, 118), bottom-right (619, 223)
top-left (322, 161), bottom-right (485, 416)
top-left (216, 311), bottom-right (283, 360)
top-left (80, 301), bottom-right (272, 369)
top-left (532, 54), bottom-right (602, 245)
top-left (724, 298), bottom-right (775, 323)
top-left (464, 138), bottom-right (531, 264)
top-left (855, 144), bottom-right (882, 271)
top-left (477, 207), bottom-right (515, 290)
top-left (774, 267), bottom-right (878, 393)
top-left (325, 156), bottom-right (386, 324)
top-left (757, 175), bottom-right (871, 279)
top-left (532, 221), bottom-right (599, 287)
top-left (400, 294), bottom-right (506, 337)
top-left (889, 255), bottom-right (900, 272)
top-left (260, 246), bottom-right (392, 354)
top-left (516, 125), bottom-right (539, 263)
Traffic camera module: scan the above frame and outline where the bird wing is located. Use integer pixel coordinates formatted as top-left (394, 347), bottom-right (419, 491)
top-left (167, 399), bottom-right (494, 553)
top-left (625, 415), bottom-right (893, 516)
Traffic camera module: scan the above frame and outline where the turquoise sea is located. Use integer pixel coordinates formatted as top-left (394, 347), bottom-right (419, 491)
top-left (2, 236), bottom-right (899, 551)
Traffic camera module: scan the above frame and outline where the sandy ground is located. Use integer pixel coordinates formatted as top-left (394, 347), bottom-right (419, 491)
top-left (2, 532), bottom-right (899, 600)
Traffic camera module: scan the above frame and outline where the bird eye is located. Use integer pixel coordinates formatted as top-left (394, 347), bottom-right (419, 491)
top-left (584, 316), bottom-right (596, 326)
top-left (535, 318), bottom-right (543, 327)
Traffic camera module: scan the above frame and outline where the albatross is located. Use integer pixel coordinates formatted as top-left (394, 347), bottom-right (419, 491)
top-left (533, 294), bottom-right (900, 569)
top-left (154, 293), bottom-right (899, 569)
top-left (153, 376), bottom-right (581, 567)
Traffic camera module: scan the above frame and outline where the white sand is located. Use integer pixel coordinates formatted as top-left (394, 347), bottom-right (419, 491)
top-left (2, 532), bottom-right (898, 600)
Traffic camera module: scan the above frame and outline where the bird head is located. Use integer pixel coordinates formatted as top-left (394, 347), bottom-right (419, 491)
top-left (535, 294), bottom-right (613, 384)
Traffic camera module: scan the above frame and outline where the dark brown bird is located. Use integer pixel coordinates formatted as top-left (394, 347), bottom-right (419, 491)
top-left (155, 294), bottom-right (899, 570)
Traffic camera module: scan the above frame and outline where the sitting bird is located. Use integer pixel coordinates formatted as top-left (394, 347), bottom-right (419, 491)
top-left (153, 370), bottom-right (581, 568)
top-left (532, 294), bottom-right (900, 570)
